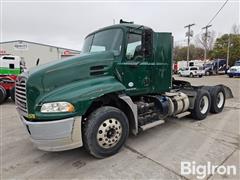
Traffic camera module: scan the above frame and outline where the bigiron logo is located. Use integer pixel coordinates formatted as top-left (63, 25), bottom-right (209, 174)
top-left (181, 161), bottom-right (238, 179)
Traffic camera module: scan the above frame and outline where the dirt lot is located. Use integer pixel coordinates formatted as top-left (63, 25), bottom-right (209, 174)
top-left (1, 75), bottom-right (239, 179)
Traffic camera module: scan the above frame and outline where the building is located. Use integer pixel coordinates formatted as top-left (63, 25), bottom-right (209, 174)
top-left (0, 40), bottom-right (81, 68)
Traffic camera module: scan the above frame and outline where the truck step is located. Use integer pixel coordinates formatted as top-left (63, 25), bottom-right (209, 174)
top-left (175, 111), bottom-right (191, 118)
top-left (140, 120), bottom-right (165, 131)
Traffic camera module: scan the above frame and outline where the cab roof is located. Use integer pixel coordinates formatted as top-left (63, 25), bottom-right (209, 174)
top-left (86, 23), bottom-right (152, 37)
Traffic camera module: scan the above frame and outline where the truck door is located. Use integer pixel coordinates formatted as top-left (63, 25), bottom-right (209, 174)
top-left (116, 31), bottom-right (154, 96)
top-left (151, 33), bottom-right (172, 93)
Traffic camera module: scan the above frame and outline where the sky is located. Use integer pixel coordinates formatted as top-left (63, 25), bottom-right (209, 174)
top-left (1, 0), bottom-right (239, 51)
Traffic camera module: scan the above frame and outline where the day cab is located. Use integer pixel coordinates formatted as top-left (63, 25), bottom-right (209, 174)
top-left (15, 22), bottom-right (232, 158)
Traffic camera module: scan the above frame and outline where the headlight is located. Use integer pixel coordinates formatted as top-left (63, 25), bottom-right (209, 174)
top-left (41, 102), bottom-right (75, 113)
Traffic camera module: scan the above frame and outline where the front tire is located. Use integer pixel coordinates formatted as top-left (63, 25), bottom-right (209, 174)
top-left (5, 90), bottom-right (10, 101)
top-left (83, 106), bottom-right (129, 158)
top-left (190, 73), bottom-right (194, 78)
top-left (191, 89), bottom-right (211, 120)
top-left (0, 86), bottom-right (7, 104)
top-left (10, 87), bottom-right (15, 102)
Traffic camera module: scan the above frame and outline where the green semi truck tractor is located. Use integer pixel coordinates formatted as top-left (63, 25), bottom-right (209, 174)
top-left (15, 22), bottom-right (233, 158)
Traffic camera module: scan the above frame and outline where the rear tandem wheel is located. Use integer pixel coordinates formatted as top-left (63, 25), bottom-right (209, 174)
top-left (191, 89), bottom-right (211, 120)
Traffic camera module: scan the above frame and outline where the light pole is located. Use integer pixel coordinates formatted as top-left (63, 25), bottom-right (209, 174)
top-left (226, 34), bottom-right (230, 68)
top-left (202, 25), bottom-right (212, 65)
top-left (184, 23), bottom-right (195, 67)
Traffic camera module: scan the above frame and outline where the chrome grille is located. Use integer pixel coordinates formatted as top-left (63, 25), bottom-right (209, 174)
top-left (15, 77), bottom-right (28, 116)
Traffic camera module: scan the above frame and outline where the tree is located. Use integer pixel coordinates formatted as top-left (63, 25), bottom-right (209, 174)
top-left (210, 34), bottom-right (240, 66)
top-left (195, 30), bottom-right (216, 54)
top-left (173, 44), bottom-right (204, 62)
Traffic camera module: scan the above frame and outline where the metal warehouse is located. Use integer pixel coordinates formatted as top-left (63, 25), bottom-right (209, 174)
top-left (0, 40), bottom-right (81, 68)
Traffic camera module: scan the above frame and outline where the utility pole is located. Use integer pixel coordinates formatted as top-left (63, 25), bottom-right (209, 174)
top-left (184, 23), bottom-right (195, 67)
top-left (202, 25), bottom-right (212, 65)
top-left (226, 34), bottom-right (230, 69)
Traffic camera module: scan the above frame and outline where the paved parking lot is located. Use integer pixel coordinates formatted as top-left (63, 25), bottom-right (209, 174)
top-left (1, 75), bottom-right (239, 179)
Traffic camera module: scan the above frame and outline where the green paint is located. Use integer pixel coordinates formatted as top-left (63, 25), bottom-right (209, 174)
top-left (0, 67), bottom-right (20, 75)
top-left (22, 23), bottom-right (172, 120)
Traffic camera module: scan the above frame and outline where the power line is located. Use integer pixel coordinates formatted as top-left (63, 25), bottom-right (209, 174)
top-left (197, 0), bottom-right (229, 61)
top-left (179, 1), bottom-right (229, 50)
top-left (207, 0), bottom-right (229, 26)
top-left (193, 0), bottom-right (229, 38)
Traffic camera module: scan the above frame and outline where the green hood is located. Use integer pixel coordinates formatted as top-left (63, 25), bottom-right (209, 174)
top-left (26, 51), bottom-right (117, 116)
top-left (28, 51), bottom-right (115, 92)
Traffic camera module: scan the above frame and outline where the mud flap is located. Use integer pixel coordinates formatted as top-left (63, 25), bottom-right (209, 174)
top-left (221, 85), bottom-right (234, 99)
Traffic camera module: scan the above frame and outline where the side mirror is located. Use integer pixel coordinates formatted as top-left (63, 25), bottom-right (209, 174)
top-left (142, 29), bottom-right (153, 57)
top-left (36, 58), bottom-right (40, 66)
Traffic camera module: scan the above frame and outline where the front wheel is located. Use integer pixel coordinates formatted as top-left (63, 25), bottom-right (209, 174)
top-left (191, 89), bottom-right (211, 120)
top-left (83, 106), bottom-right (129, 158)
top-left (10, 87), bottom-right (15, 102)
top-left (0, 86), bottom-right (7, 104)
top-left (190, 73), bottom-right (194, 78)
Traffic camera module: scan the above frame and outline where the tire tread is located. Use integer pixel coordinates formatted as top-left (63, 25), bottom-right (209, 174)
top-left (83, 106), bottom-right (129, 158)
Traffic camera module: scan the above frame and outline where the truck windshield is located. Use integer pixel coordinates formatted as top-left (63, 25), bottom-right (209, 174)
top-left (82, 29), bottom-right (123, 54)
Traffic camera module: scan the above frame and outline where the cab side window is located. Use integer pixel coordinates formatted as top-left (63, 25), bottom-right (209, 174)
top-left (126, 33), bottom-right (142, 61)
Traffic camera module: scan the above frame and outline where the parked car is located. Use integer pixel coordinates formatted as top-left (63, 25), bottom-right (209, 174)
top-left (174, 60), bottom-right (204, 74)
top-left (227, 60), bottom-right (240, 77)
top-left (234, 60), bottom-right (240, 66)
top-left (179, 66), bottom-right (204, 77)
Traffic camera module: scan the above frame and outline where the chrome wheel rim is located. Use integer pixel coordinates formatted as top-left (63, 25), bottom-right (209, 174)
top-left (217, 92), bottom-right (224, 108)
top-left (200, 96), bottom-right (209, 114)
top-left (97, 118), bottom-right (122, 149)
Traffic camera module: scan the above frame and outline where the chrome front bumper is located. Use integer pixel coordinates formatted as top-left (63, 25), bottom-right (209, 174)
top-left (19, 115), bottom-right (83, 151)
